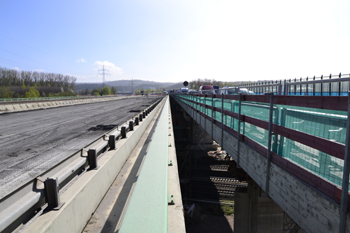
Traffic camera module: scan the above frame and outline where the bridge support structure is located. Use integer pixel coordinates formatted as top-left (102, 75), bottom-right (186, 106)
top-left (172, 95), bottom-right (350, 233)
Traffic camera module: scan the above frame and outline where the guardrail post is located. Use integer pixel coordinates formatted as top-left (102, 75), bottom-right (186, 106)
top-left (339, 91), bottom-right (350, 233)
top-left (109, 135), bottom-right (116, 150)
top-left (135, 117), bottom-right (139, 125)
top-left (237, 94), bottom-right (242, 168)
top-left (121, 126), bottom-right (127, 138)
top-left (139, 114), bottom-right (143, 121)
top-left (44, 177), bottom-right (64, 210)
top-left (143, 111), bottom-right (146, 118)
top-left (88, 149), bottom-right (98, 169)
top-left (129, 121), bottom-right (134, 131)
top-left (265, 93), bottom-right (274, 198)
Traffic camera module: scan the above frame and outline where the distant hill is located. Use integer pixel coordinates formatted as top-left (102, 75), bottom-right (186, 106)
top-left (75, 79), bottom-right (183, 93)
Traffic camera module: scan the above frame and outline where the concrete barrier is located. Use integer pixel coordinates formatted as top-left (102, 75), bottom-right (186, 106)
top-left (0, 96), bottom-right (131, 114)
top-left (22, 98), bottom-right (166, 233)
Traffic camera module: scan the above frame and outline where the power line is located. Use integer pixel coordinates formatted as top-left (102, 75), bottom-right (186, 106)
top-left (97, 65), bottom-right (110, 86)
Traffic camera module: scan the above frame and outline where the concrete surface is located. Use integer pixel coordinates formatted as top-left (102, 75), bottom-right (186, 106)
top-left (167, 100), bottom-right (186, 233)
top-left (82, 97), bottom-right (164, 233)
top-left (21, 97), bottom-right (166, 233)
top-left (0, 96), bottom-right (161, 199)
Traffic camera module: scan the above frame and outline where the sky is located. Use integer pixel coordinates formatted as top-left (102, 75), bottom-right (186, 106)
top-left (0, 0), bottom-right (349, 83)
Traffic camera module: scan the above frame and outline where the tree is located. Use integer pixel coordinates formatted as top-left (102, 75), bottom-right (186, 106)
top-left (25, 87), bottom-right (40, 98)
top-left (0, 87), bottom-right (12, 98)
top-left (111, 86), bottom-right (117, 95)
top-left (101, 86), bottom-right (111, 95)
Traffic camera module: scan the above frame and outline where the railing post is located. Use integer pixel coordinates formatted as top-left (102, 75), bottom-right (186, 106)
top-left (339, 73), bottom-right (342, 96)
top-left (313, 76), bottom-right (316, 96)
top-left (135, 117), bottom-right (139, 125)
top-left (205, 94), bottom-right (207, 131)
top-left (329, 74), bottom-right (332, 96)
top-left (237, 94), bottom-right (242, 168)
top-left (265, 93), bottom-right (274, 198)
top-left (339, 91), bottom-right (350, 233)
top-left (221, 93), bottom-right (224, 148)
top-left (283, 80), bottom-right (288, 96)
top-left (321, 75), bottom-right (323, 96)
top-left (212, 94), bottom-right (214, 138)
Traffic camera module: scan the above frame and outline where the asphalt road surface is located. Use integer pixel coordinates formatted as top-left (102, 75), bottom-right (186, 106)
top-left (0, 96), bottom-right (162, 199)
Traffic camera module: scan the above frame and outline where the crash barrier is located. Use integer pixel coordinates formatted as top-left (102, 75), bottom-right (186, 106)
top-left (0, 98), bottom-right (164, 233)
top-left (0, 96), bottom-right (127, 114)
top-left (173, 93), bottom-right (350, 233)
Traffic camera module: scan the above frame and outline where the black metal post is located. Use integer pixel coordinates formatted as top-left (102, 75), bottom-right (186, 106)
top-left (44, 178), bottom-right (64, 210)
top-left (88, 149), bottom-right (98, 169)
top-left (329, 74), bottom-right (332, 96)
top-left (109, 135), bottom-right (116, 150)
top-left (129, 121), bottom-right (134, 131)
top-left (237, 94), bottom-right (242, 168)
top-left (265, 93), bottom-right (274, 198)
top-left (221, 93), bottom-right (224, 148)
top-left (121, 126), bottom-right (126, 138)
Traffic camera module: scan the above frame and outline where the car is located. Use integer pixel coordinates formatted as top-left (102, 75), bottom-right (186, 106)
top-left (188, 89), bottom-right (198, 94)
top-left (199, 84), bottom-right (215, 94)
top-left (220, 87), bottom-right (254, 95)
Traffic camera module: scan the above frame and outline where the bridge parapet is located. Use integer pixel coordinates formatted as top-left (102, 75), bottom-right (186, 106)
top-left (173, 94), bottom-right (350, 233)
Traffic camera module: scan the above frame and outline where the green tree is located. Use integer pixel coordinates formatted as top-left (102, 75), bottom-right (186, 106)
top-left (0, 87), bottom-right (12, 98)
top-left (101, 86), bottom-right (111, 95)
top-left (111, 86), bottom-right (117, 95)
top-left (25, 87), bottom-right (40, 98)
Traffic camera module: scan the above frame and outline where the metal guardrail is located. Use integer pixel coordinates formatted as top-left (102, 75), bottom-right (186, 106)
top-left (0, 98), bottom-right (163, 233)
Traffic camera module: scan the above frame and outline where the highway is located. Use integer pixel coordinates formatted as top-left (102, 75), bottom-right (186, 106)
top-left (0, 96), bottom-right (161, 199)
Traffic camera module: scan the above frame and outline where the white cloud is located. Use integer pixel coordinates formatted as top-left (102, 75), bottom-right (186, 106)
top-left (11, 67), bottom-right (20, 71)
top-left (76, 58), bottom-right (86, 63)
top-left (94, 61), bottom-right (123, 81)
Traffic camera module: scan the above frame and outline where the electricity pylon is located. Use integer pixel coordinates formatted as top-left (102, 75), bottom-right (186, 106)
top-left (98, 65), bottom-right (110, 87)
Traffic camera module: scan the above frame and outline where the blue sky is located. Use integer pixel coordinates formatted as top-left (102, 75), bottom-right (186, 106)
top-left (0, 0), bottom-right (349, 83)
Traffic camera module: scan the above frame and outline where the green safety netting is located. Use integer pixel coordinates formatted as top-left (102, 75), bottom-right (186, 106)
top-left (178, 95), bottom-right (348, 189)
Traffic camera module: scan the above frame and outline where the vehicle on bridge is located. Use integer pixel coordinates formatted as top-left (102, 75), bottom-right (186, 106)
top-left (199, 84), bottom-right (215, 94)
top-left (180, 87), bottom-right (189, 93)
top-left (220, 86), bottom-right (255, 95)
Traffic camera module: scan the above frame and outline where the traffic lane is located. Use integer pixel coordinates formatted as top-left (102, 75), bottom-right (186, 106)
top-left (0, 96), bottom-right (161, 199)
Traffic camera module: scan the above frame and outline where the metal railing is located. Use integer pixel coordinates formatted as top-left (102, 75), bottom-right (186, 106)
top-left (173, 93), bottom-right (350, 233)
top-left (235, 73), bottom-right (350, 96)
top-left (0, 98), bottom-right (163, 233)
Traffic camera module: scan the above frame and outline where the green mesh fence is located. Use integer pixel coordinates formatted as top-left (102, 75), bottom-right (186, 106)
top-left (178, 95), bottom-right (348, 189)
